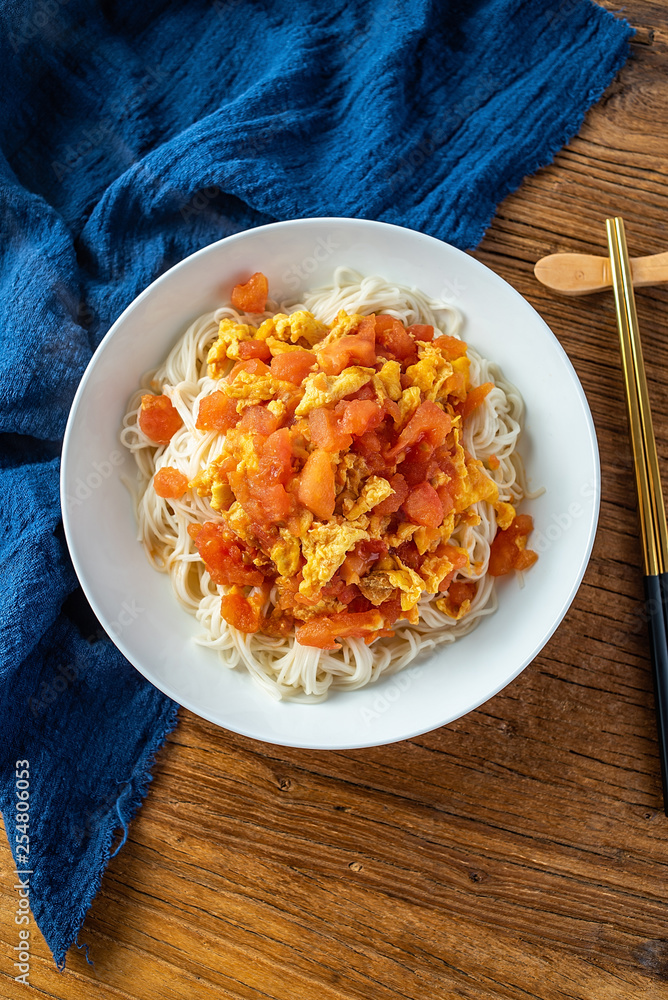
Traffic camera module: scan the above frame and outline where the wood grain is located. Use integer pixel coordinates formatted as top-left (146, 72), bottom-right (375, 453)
top-left (4, 2), bottom-right (668, 997)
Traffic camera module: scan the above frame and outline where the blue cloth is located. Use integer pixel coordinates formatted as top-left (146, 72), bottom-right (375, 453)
top-left (0, 0), bottom-right (631, 969)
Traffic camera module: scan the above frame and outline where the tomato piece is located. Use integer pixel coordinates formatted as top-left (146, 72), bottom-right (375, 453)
top-left (353, 429), bottom-right (386, 472)
top-left (258, 427), bottom-right (293, 483)
top-left (335, 399), bottom-right (384, 437)
top-left (488, 514), bottom-right (537, 577)
top-left (348, 383), bottom-right (377, 402)
top-left (436, 481), bottom-right (455, 516)
top-left (373, 473), bottom-right (409, 515)
top-left (409, 324), bottom-right (434, 343)
top-left (458, 382), bottom-right (494, 421)
top-left (270, 350), bottom-right (316, 384)
top-left (227, 357), bottom-right (271, 383)
top-left (317, 316), bottom-right (377, 375)
top-left (375, 314), bottom-right (417, 363)
top-left (297, 449), bottom-right (335, 519)
top-left (378, 595), bottom-right (403, 625)
top-left (400, 453), bottom-right (440, 487)
top-left (402, 481), bottom-right (444, 528)
top-left (257, 482), bottom-right (294, 522)
top-left (383, 397), bottom-right (401, 422)
top-left (308, 407), bottom-right (352, 452)
top-left (436, 546), bottom-right (469, 591)
top-left (237, 339), bottom-right (272, 361)
top-left (188, 521), bottom-right (264, 587)
top-left (512, 514), bottom-right (533, 535)
top-left (345, 595), bottom-right (373, 614)
top-left (341, 540), bottom-right (388, 584)
top-left (387, 401), bottom-right (452, 459)
top-left (138, 394), bottom-right (182, 445)
top-left (237, 404), bottom-right (280, 436)
top-left (433, 335), bottom-right (468, 360)
top-left (320, 574), bottom-right (360, 605)
top-left (196, 391), bottom-right (239, 432)
top-left (153, 467), bottom-right (189, 499)
top-left (296, 609), bottom-right (385, 650)
top-left (231, 272), bottom-right (269, 314)
top-left (220, 590), bottom-right (261, 633)
top-left (515, 548), bottom-right (538, 571)
top-left (447, 580), bottom-right (477, 606)
top-left (260, 612), bottom-right (295, 638)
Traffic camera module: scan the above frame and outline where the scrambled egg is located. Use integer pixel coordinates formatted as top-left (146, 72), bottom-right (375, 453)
top-left (335, 452), bottom-right (370, 498)
top-left (256, 311), bottom-right (327, 347)
top-left (211, 481), bottom-right (234, 512)
top-left (443, 356), bottom-right (470, 401)
top-left (396, 385), bottom-right (421, 426)
top-left (270, 530), bottom-right (301, 577)
top-left (207, 319), bottom-right (255, 373)
top-left (436, 593), bottom-right (472, 620)
top-left (342, 476), bottom-right (393, 520)
top-left (299, 519), bottom-right (369, 598)
top-left (383, 521), bottom-right (420, 548)
top-left (220, 501), bottom-right (253, 545)
top-left (265, 338), bottom-right (304, 356)
top-left (446, 428), bottom-right (499, 513)
top-left (267, 399), bottom-right (288, 420)
top-left (372, 360), bottom-right (402, 403)
top-left (419, 547), bottom-right (469, 594)
top-left (413, 526), bottom-right (441, 556)
top-left (386, 559), bottom-right (423, 609)
top-left (358, 557), bottom-right (423, 614)
top-left (191, 433), bottom-right (259, 500)
top-left (295, 366), bottom-right (375, 416)
top-left (495, 500), bottom-right (516, 530)
top-left (404, 343), bottom-right (452, 401)
top-left (224, 370), bottom-right (296, 410)
top-left (316, 310), bottom-right (369, 349)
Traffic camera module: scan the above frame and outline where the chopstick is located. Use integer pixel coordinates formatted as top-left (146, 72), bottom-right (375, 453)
top-left (606, 217), bottom-right (668, 814)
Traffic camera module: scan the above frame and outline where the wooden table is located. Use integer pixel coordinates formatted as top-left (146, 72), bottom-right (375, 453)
top-left (3, 2), bottom-right (668, 997)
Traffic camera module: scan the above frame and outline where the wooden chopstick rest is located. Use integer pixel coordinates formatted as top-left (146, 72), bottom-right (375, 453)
top-left (534, 249), bottom-right (668, 295)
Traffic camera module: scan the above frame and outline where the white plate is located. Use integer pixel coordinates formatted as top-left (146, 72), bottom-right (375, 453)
top-left (61, 218), bottom-right (600, 749)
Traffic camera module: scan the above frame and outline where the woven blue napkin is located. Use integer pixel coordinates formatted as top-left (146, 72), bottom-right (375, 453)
top-left (0, 0), bottom-right (632, 970)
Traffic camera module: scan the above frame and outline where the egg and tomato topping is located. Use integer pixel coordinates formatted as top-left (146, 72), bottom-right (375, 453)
top-left (139, 273), bottom-right (537, 650)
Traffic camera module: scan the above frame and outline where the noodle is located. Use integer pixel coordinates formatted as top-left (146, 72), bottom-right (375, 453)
top-left (121, 268), bottom-right (528, 702)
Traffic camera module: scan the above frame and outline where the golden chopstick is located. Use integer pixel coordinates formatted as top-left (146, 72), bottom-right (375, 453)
top-left (606, 218), bottom-right (668, 575)
top-left (606, 216), bottom-right (668, 812)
